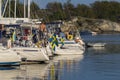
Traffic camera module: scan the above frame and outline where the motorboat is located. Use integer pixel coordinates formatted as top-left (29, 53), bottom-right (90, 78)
top-left (86, 42), bottom-right (106, 47)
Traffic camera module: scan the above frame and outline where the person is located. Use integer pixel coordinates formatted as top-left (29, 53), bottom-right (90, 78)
top-left (39, 22), bottom-right (46, 40)
top-left (32, 33), bottom-right (38, 43)
top-left (75, 37), bottom-right (85, 46)
top-left (7, 36), bottom-right (12, 48)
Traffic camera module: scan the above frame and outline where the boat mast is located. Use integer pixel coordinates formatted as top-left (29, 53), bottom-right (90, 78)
top-left (0, 0), bottom-right (1, 18)
top-left (24, 0), bottom-right (26, 18)
top-left (9, 0), bottom-right (11, 17)
top-left (14, 0), bottom-right (16, 18)
top-left (28, 0), bottom-right (30, 19)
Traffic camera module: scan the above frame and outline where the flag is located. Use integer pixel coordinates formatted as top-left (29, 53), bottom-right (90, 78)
top-left (60, 37), bottom-right (64, 48)
top-left (52, 43), bottom-right (56, 51)
top-left (48, 33), bottom-right (58, 51)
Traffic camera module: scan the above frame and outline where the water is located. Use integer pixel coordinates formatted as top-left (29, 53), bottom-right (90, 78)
top-left (1, 34), bottom-right (120, 80)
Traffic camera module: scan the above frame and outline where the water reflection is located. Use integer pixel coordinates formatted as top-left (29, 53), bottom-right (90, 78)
top-left (0, 64), bottom-right (50, 80)
top-left (0, 55), bottom-right (84, 80)
top-left (85, 44), bottom-right (120, 55)
top-left (47, 55), bottom-right (84, 80)
top-left (0, 66), bottom-right (20, 80)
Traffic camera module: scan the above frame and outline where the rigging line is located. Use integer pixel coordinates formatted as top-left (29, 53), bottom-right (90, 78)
top-left (30, 0), bottom-right (39, 19)
top-left (30, 0), bottom-right (33, 18)
top-left (8, 0), bottom-right (16, 17)
top-left (2, 0), bottom-right (9, 17)
top-left (16, 1), bottom-right (22, 17)
top-left (33, 0), bottom-right (38, 19)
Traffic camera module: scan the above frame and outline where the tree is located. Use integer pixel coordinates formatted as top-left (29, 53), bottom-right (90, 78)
top-left (76, 4), bottom-right (94, 18)
top-left (63, 1), bottom-right (75, 20)
top-left (91, 1), bottom-right (120, 21)
top-left (46, 2), bottom-right (64, 21)
top-left (30, 1), bottom-right (40, 19)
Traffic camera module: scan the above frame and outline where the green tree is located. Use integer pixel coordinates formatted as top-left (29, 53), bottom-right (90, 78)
top-left (63, 1), bottom-right (75, 20)
top-left (91, 1), bottom-right (120, 21)
top-left (46, 2), bottom-right (65, 21)
top-left (30, 1), bottom-right (40, 19)
top-left (76, 4), bottom-right (94, 18)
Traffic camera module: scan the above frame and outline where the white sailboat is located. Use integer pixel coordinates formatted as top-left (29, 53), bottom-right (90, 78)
top-left (11, 45), bottom-right (51, 62)
top-left (0, 44), bottom-right (21, 66)
top-left (55, 40), bottom-right (85, 55)
top-left (50, 32), bottom-right (85, 55)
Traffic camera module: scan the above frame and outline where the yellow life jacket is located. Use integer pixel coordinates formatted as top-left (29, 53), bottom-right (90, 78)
top-left (67, 35), bottom-right (73, 40)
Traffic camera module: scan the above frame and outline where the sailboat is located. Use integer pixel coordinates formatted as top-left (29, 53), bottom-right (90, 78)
top-left (55, 36), bottom-right (85, 55)
top-left (9, 23), bottom-right (52, 62)
top-left (0, 43), bottom-right (21, 66)
top-left (48, 27), bottom-right (85, 55)
top-left (0, 0), bottom-right (52, 62)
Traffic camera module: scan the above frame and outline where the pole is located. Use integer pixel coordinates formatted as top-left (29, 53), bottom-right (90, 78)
top-left (0, 0), bottom-right (1, 18)
top-left (14, 0), bottom-right (16, 18)
top-left (9, 0), bottom-right (11, 17)
top-left (24, 0), bottom-right (26, 18)
top-left (28, 0), bottom-right (30, 19)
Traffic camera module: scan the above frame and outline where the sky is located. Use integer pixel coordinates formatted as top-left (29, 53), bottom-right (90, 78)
top-left (31, 0), bottom-right (120, 9)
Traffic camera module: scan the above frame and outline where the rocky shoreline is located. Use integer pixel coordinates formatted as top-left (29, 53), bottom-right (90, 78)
top-left (62, 17), bottom-right (120, 34)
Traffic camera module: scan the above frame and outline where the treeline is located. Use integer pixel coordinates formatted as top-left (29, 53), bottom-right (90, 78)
top-left (44, 1), bottom-right (120, 22)
top-left (4, 0), bottom-right (120, 22)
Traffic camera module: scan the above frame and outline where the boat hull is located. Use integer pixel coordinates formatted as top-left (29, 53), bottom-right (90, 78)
top-left (11, 47), bottom-right (50, 62)
top-left (86, 43), bottom-right (106, 47)
top-left (54, 42), bottom-right (85, 55)
top-left (0, 49), bottom-right (21, 66)
top-left (0, 62), bottom-right (20, 66)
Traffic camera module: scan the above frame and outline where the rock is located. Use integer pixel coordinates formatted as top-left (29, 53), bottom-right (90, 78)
top-left (60, 17), bottom-right (120, 34)
top-left (77, 17), bottom-right (120, 33)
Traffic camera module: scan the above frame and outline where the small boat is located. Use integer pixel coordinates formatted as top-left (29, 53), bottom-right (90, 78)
top-left (86, 42), bottom-right (106, 47)
top-left (0, 47), bottom-right (21, 66)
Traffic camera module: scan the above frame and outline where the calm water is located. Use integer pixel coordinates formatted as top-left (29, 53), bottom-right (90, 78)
top-left (1, 34), bottom-right (120, 80)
